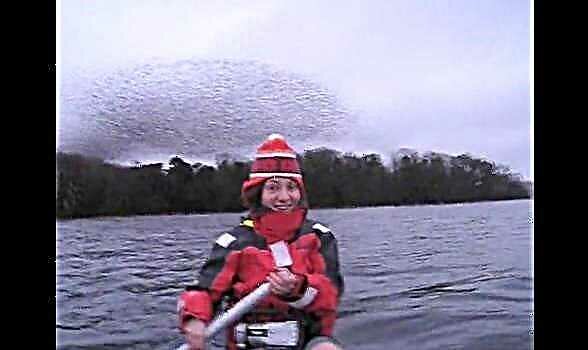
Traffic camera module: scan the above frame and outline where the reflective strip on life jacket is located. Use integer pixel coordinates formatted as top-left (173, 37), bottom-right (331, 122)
top-left (216, 232), bottom-right (237, 248)
top-left (312, 223), bottom-right (331, 234)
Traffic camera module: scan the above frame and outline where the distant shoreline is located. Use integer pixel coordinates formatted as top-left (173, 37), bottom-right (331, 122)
top-left (57, 150), bottom-right (530, 220)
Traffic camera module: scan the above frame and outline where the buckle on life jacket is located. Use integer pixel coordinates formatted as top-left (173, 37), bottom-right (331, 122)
top-left (234, 320), bottom-right (302, 349)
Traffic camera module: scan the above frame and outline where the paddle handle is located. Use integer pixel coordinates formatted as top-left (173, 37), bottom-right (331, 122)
top-left (205, 283), bottom-right (271, 338)
top-left (177, 283), bottom-right (272, 349)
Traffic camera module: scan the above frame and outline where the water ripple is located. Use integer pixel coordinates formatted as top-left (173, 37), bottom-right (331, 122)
top-left (57, 200), bottom-right (532, 350)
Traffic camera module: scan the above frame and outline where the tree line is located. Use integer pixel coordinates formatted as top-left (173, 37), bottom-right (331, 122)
top-left (56, 148), bottom-right (531, 219)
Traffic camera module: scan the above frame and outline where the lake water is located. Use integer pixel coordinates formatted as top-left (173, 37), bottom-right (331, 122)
top-left (56, 199), bottom-right (533, 350)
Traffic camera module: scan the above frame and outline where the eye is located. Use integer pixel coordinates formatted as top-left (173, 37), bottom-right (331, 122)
top-left (264, 182), bottom-right (279, 192)
top-left (286, 182), bottom-right (298, 191)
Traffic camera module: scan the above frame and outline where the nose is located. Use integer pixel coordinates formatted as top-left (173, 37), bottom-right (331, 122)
top-left (276, 186), bottom-right (290, 201)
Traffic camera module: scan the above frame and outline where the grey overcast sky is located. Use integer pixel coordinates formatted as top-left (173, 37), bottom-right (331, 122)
top-left (59, 0), bottom-right (531, 180)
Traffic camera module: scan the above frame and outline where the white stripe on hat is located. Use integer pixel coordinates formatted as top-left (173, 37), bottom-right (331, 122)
top-left (256, 152), bottom-right (297, 159)
top-left (267, 133), bottom-right (285, 140)
top-left (249, 172), bottom-right (303, 178)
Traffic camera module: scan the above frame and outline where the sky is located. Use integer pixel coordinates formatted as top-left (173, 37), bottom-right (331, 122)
top-left (58, 0), bottom-right (531, 180)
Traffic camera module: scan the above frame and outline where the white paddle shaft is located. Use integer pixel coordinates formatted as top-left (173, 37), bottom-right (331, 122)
top-left (177, 283), bottom-right (272, 349)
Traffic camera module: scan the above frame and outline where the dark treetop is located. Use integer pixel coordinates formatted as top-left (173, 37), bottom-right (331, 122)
top-left (56, 148), bottom-right (530, 219)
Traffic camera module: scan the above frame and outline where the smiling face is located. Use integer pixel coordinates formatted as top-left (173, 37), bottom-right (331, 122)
top-left (261, 177), bottom-right (301, 213)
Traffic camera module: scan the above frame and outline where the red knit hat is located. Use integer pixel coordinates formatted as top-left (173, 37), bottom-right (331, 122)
top-left (241, 134), bottom-right (304, 196)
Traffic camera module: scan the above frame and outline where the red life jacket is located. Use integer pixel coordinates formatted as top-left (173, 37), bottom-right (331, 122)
top-left (178, 216), bottom-right (344, 349)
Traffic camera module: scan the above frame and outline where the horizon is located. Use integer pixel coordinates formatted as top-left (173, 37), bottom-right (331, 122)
top-left (58, 144), bottom-right (531, 181)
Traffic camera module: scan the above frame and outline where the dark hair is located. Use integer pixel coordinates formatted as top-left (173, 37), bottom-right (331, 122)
top-left (241, 180), bottom-right (309, 218)
top-left (241, 184), bottom-right (265, 216)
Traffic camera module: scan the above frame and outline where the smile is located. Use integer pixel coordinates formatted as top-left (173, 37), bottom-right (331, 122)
top-left (274, 205), bottom-right (293, 211)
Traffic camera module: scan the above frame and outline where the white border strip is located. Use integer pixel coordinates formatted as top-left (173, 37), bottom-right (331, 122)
top-left (529, 0), bottom-right (534, 328)
top-left (56, 0), bottom-right (60, 152)
top-left (56, 1), bottom-right (61, 349)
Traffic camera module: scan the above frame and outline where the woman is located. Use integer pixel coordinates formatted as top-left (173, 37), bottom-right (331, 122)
top-left (177, 134), bottom-right (344, 350)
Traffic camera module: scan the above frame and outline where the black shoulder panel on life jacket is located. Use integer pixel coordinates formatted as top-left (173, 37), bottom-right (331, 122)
top-left (299, 220), bottom-right (317, 235)
top-left (227, 222), bottom-right (267, 251)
